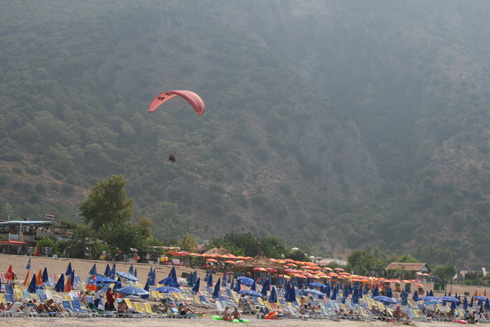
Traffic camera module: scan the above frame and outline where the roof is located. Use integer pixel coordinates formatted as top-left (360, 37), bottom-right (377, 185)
top-left (233, 251), bottom-right (285, 273)
top-left (386, 262), bottom-right (430, 273)
top-left (203, 245), bottom-right (230, 256)
top-left (0, 240), bottom-right (27, 245)
top-left (0, 220), bottom-right (54, 226)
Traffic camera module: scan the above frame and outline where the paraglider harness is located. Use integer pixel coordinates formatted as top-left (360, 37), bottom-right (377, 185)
top-left (169, 152), bottom-right (177, 163)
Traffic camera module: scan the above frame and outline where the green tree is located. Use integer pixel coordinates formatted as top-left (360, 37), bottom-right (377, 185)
top-left (432, 264), bottom-right (457, 282)
top-left (79, 175), bottom-right (134, 230)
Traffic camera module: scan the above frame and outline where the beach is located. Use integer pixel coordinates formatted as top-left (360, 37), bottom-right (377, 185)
top-left (1, 254), bottom-right (490, 326)
top-left (3, 316), bottom-right (472, 327)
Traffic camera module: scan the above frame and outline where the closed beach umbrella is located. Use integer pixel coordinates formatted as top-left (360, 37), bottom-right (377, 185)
top-left (192, 278), bottom-right (201, 293)
top-left (89, 264), bottom-right (97, 276)
top-left (251, 280), bottom-right (256, 291)
top-left (233, 279), bottom-right (242, 293)
top-left (42, 267), bottom-right (49, 283)
top-left (66, 262), bottom-right (72, 276)
top-left (55, 274), bottom-right (65, 293)
top-left (413, 290), bottom-right (419, 301)
top-left (28, 274), bottom-right (37, 293)
top-left (104, 264), bottom-right (111, 277)
top-left (269, 286), bottom-right (278, 303)
top-left (213, 279), bottom-right (221, 299)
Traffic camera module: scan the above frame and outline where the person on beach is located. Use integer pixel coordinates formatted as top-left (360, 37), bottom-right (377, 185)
top-left (94, 285), bottom-right (104, 308)
top-left (232, 307), bottom-right (241, 320)
top-left (118, 301), bottom-right (128, 313)
top-left (222, 306), bottom-right (231, 320)
top-left (300, 297), bottom-right (307, 314)
top-left (105, 287), bottom-right (115, 311)
top-left (46, 299), bottom-right (63, 312)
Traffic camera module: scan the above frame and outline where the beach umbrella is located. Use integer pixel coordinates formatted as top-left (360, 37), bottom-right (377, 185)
top-left (42, 267), bottom-right (49, 283)
top-left (207, 273), bottom-right (213, 287)
top-left (401, 290), bottom-right (408, 306)
top-left (429, 290), bottom-right (434, 297)
top-left (330, 285), bottom-right (337, 300)
top-left (237, 277), bottom-right (254, 286)
top-left (64, 276), bottom-right (72, 293)
top-left (55, 274), bottom-right (65, 293)
top-left (134, 268), bottom-right (137, 278)
top-left (287, 283), bottom-right (296, 302)
top-left (234, 279), bottom-right (242, 293)
top-left (352, 288), bottom-right (359, 304)
top-left (303, 288), bottom-right (324, 297)
top-left (251, 280), bottom-right (257, 292)
top-left (230, 278), bottom-right (234, 291)
top-left (94, 277), bottom-right (117, 284)
top-left (469, 297), bottom-right (474, 308)
top-left (222, 274), bottom-right (227, 287)
top-left (23, 270), bottom-right (30, 286)
top-left (129, 264), bottom-right (134, 275)
top-left (309, 282), bottom-right (324, 288)
top-left (413, 290), bottom-right (419, 301)
top-left (269, 286), bottom-right (278, 303)
top-left (463, 296), bottom-right (468, 309)
top-left (240, 289), bottom-right (264, 298)
top-left (485, 298), bottom-right (490, 311)
top-left (213, 279), bottom-right (221, 299)
top-left (66, 262), bottom-right (72, 276)
top-left (261, 279), bottom-right (270, 297)
top-left (324, 284), bottom-right (331, 298)
top-left (89, 264), bottom-right (97, 276)
top-left (104, 264), bottom-right (111, 277)
top-left (358, 285), bottom-right (363, 299)
top-left (374, 295), bottom-right (397, 304)
top-left (36, 270), bottom-right (43, 285)
top-left (192, 278), bottom-right (201, 293)
top-left (26, 258), bottom-right (31, 270)
top-left (155, 286), bottom-right (183, 293)
top-left (116, 286), bottom-right (149, 296)
top-left (71, 270), bottom-right (75, 286)
top-left (474, 296), bottom-right (488, 301)
top-left (386, 287), bottom-right (393, 298)
top-left (186, 272), bottom-right (194, 287)
top-left (142, 280), bottom-right (150, 299)
top-left (111, 263), bottom-right (116, 279)
top-left (28, 274), bottom-right (37, 293)
top-left (439, 296), bottom-right (460, 303)
top-left (373, 285), bottom-right (379, 297)
top-left (117, 271), bottom-right (138, 281)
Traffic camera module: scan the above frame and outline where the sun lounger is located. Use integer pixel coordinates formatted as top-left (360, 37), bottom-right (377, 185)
top-left (0, 302), bottom-right (22, 317)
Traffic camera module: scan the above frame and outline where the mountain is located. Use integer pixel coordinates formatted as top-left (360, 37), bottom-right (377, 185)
top-left (1, 1), bottom-right (490, 268)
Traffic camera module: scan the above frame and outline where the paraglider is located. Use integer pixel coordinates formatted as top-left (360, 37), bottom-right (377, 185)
top-left (149, 90), bottom-right (205, 115)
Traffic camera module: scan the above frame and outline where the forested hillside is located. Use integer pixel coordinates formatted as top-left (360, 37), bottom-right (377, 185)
top-left (1, 1), bottom-right (490, 268)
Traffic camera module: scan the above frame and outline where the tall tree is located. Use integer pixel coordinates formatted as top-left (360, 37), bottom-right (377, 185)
top-left (79, 175), bottom-right (134, 230)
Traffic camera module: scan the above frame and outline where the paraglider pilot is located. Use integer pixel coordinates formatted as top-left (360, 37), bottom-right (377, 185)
top-left (169, 152), bottom-right (177, 163)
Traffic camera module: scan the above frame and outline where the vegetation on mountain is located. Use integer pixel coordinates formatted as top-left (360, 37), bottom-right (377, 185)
top-left (1, 1), bottom-right (490, 268)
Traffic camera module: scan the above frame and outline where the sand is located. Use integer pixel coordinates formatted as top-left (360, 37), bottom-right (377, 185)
top-left (1, 254), bottom-right (489, 326)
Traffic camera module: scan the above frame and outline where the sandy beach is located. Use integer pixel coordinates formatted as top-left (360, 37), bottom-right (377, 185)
top-left (2, 254), bottom-right (490, 326)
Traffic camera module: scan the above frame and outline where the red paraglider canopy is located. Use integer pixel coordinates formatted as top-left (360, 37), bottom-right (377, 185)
top-left (149, 90), bottom-right (205, 115)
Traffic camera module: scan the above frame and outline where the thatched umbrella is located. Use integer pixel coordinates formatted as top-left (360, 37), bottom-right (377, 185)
top-left (203, 244), bottom-right (231, 256)
top-left (233, 251), bottom-right (285, 275)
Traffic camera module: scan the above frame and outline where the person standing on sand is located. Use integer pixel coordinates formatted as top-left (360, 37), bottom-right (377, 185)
top-left (105, 287), bottom-right (115, 311)
top-left (94, 285), bottom-right (104, 308)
